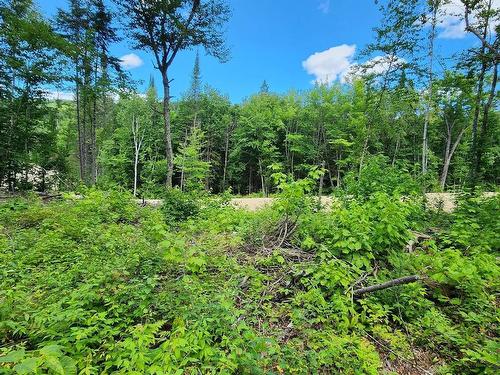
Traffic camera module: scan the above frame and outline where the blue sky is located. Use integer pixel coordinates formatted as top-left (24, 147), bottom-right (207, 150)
top-left (40, 0), bottom-right (485, 102)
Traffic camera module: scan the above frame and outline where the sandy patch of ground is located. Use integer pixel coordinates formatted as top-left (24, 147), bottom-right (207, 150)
top-left (5, 192), bottom-right (493, 213)
top-left (230, 197), bottom-right (274, 211)
top-left (230, 193), bottom-right (498, 213)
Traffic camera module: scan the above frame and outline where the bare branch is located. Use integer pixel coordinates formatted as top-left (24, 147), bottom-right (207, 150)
top-left (353, 275), bottom-right (420, 296)
top-left (463, 1), bottom-right (499, 61)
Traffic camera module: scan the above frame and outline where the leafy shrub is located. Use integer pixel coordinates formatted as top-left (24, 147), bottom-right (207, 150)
top-left (342, 155), bottom-right (421, 198)
top-left (444, 193), bottom-right (500, 252)
top-left (0, 189), bottom-right (497, 374)
top-left (161, 188), bottom-right (200, 224)
top-left (298, 193), bottom-right (415, 268)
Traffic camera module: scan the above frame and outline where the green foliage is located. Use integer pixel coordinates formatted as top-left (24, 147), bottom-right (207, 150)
top-left (175, 126), bottom-right (210, 193)
top-left (343, 155), bottom-right (421, 198)
top-left (298, 193), bottom-right (415, 268)
top-left (160, 188), bottom-right (200, 224)
top-left (271, 165), bottom-right (323, 217)
top-left (385, 195), bottom-right (499, 374)
top-left (444, 193), bottom-right (500, 252)
top-left (0, 191), bottom-right (498, 373)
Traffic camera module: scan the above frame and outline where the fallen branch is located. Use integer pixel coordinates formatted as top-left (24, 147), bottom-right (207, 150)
top-left (353, 275), bottom-right (420, 296)
top-left (40, 193), bottom-right (62, 201)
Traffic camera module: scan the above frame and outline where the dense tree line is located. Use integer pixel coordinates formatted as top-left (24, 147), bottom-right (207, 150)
top-left (0, 0), bottom-right (498, 195)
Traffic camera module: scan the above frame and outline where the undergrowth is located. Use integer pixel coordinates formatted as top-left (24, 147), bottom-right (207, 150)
top-left (0, 189), bottom-right (498, 374)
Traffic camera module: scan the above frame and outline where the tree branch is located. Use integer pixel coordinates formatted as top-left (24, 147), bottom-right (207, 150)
top-left (463, 2), bottom-right (499, 61)
top-left (166, 0), bottom-right (200, 67)
top-left (353, 275), bottom-right (420, 296)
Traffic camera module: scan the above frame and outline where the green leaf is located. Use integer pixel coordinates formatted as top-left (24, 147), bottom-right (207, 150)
top-left (39, 345), bottom-right (63, 357)
top-left (0, 349), bottom-right (25, 363)
top-left (60, 356), bottom-right (77, 375)
top-left (13, 357), bottom-right (38, 374)
top-left (44, 356), bottom-right (65, 374)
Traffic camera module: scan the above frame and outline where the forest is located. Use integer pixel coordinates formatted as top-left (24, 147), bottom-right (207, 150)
top-left (0, 0), bottom-right (499, 374)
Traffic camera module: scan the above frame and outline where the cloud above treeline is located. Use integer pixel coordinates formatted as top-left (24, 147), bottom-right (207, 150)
top-left (44, 90), bottom-right (74, 101)
top-left (303, 0), bottom-right (500, 86)
top-left (302, 44), bottom-right (406, 85)
top-left (119, 53), bottom-right (143, 70)
top-left (302, 44), bottom-right (356, 84)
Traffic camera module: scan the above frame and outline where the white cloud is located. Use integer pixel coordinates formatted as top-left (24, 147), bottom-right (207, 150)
top-left (318, 0), bottom-right (330, 14)
top-left (438, 19), bottom-right (467, 39)
top-left (437, 0), bottom-right (467, 39)
top-left (44, 90), bottom-right (74, 101)
top-left (119, 53), bottom-right (143, 70)
top-left (435, 0), bottom-right (500, 39)
top-left (302, 44), bottom-right (356, 84)
top-left (343, 55), bottom-right (406, 83)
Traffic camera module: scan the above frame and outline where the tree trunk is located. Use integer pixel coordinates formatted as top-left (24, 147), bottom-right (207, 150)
top-left (162, 73), bottom-right (174, 188)
top-left (133, 150), bottom-right (139, 196)
top-left (75, 63), bottom-right (84, 182)
top-left (468, 2), bottom-right (491, 184)
top-left (326, 161), bottom-right (335, 188)
top-left (81, 50), bottom-right (92, 185)
top-left (440, 121), bottom-right (452, 190)
top-left (258, 158), bottom-right (266, 196)
top-left (317, 161), bottom-right (325, 209)
top-left (248, 166), bottom-right (252, 194)
top-left (422, 2), bottom-right (438, 175)
top-left (392, 136), bottom-right (400, 167)
top-left (440, 127), bottom-right (465, 190)
top-left (179, 126), bottom-right (189, 192)
top-left (475, 62), bottom-right (498, 181)
top-left (222, 123), bottom-right (231, 191)
top-left (205, 127), bottom-right (211, 191)
top-left (132, 116), bottom-right (139, 196)
top-left (90, 57), bottom-right (99, 185)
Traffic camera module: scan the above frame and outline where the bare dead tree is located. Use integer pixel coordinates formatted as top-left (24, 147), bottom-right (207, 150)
top-left (131, 115), bottom-right (145, 196)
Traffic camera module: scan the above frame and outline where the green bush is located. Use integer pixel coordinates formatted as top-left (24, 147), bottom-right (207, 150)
top-left (343, 155), bottom-right (421, 198)
top-left (298, 193), bottom-right (415, 268)
top-left (0, 189), bottom-right (498, 374)
top-left (161, 188), bottom-right (200, 224)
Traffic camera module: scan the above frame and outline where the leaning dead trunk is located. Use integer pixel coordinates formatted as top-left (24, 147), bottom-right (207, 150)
top-left (440, 127), bottom-right (465, 190)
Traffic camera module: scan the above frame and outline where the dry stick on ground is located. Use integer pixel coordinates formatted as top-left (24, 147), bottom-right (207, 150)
top-left (348, 265), bottom-right (379, 294)
top-left (260, 216), bottom-right (298, 252)
top-left (353, 275), bottom-right (420, 296)
top-left (40, 194), bottom-right (63, 201)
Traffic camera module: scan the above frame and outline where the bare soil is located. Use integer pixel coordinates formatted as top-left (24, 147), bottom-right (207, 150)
top-left (230, 193), bottom-right (498, 213)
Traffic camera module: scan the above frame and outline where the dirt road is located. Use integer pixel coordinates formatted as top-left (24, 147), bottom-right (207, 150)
top-left (229, 193), bottom-right (497, 212)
